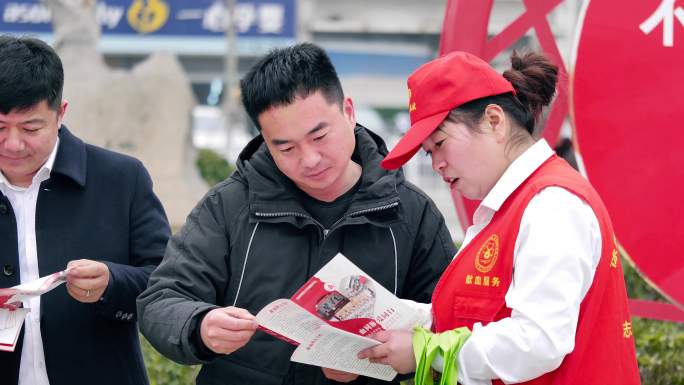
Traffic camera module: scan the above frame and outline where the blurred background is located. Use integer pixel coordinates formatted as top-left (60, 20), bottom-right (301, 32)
top-left (0, 0), bottom-right (583, 241)
top-left (1, 0), bottom-right (681, 384)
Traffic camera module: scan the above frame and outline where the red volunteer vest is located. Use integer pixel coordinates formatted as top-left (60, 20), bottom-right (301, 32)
top-left (431, 155), bottom-right (640, 385)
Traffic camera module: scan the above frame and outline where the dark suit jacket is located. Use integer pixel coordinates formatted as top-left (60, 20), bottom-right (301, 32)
top-left (0, 126), bottom-right (171, 385)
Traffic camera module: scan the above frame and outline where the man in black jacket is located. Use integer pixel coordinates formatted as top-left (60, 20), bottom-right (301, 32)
top-left (138, 43), bottom-right (455, 385)
top-left (0, 36), bottom-right (170, 385)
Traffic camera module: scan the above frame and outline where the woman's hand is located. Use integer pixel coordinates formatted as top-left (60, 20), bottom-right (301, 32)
top-left (358, 330), bottom-right (416, 374)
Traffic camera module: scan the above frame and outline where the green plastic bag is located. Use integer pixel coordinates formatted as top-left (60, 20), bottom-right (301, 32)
top-left (412, 327), bottom-right (471, 385)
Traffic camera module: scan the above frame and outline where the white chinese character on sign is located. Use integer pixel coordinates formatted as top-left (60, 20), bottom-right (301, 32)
top-left (202, 2), bottom-right (256, 33)
top-left (639, 0), bottom-right (684, 47)
top-left (202, 1), bottom-right (228, 32)
top-left (235, 3), bottom-right (256, 33)
top-left (235, 3), bottom-right (257, 33)
top-left (259, 3), bottom-right (284, 34)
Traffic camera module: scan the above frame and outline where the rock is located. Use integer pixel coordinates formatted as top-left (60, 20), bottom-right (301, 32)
top-left (43, 0), bottom-right (207, 227)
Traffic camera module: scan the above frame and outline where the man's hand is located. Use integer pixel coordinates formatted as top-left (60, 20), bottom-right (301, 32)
top-left (321, 368), bottom-right (359, 383)
top-left (357, 330), bottom-right (416, 374)
top-left (66, 259), bottom-right (110, 303)
top-left (200, 306), bottom-right (258, 354)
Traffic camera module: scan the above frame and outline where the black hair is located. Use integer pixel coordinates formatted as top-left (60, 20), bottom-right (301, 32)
top-left (240, 42), bottom-right (344, 131)
top-left (448, 51), bottom-right (558, 137)
top-left (0, 35), bottom-right (64, 114)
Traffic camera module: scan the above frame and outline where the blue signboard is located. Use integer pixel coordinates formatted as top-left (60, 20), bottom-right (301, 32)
top-left (0, 0), bottom-right (295, 38)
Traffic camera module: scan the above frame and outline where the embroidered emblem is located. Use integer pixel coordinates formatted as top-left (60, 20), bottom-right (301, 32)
top-left (475, 234), bottom-right (499, 273)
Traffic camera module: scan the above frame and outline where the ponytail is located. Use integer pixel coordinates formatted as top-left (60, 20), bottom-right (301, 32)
top-left (448, 51), bottom-right (558, 135)
top-left (503, 51), bottom-right (558, 130)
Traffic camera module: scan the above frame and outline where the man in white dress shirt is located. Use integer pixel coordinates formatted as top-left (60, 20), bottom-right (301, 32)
top-left (0, 35), bottom-right (170, 385)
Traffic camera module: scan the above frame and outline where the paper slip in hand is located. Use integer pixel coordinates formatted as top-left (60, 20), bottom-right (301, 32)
top-left (0, 270), bottom-right (68, 353)
top-left (255, 253), bottom-right (424, 380)
top-left (291, 325), bottom-right (396, 381)
top-left (256, 299), bottom-right (327, 345)
top-left (0, 308), bottom-right (30, 352)
top-left (257, 299), bottom-right (396, 381)
top-left (0, 270), bottom-right (67, 309)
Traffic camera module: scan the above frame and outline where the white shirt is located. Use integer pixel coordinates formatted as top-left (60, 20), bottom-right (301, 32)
top-left (436, 140), bottom-right (601, 385)
top-left (0, 138), bottom-right (59, 385)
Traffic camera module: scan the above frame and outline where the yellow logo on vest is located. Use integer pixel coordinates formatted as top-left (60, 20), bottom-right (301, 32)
top-left (408, 88), bottom-right (416, 112)
top-left (475, 234), bottom-right (499, 273)
top-left (127, 0), bottom-right (170, 34)
top-left (465, 274), bottom-right (500, 287)
top-left (622, 320), bottom-right (633, 338)
top-left (610, 248), bottom-right (618, 268)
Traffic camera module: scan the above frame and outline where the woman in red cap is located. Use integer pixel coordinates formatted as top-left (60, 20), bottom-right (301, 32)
top-left (358, 51), bottom-right (640, 385)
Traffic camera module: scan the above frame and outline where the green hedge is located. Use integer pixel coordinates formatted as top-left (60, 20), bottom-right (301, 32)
top-left (622, 258), bottom-right (684, 385)
top-left (141, 336), bottom-right (198, 385)
top-left (196, 148), bottom-right (236, 187)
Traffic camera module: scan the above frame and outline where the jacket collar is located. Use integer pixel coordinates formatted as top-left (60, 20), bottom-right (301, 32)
top-left (51, 126), bottom-right (87, 187)
top-left (237, 124), bottom-right (402, 219)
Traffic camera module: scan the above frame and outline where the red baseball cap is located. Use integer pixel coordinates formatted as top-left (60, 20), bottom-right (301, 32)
top-left (381, 51), bottom-right (515, 170)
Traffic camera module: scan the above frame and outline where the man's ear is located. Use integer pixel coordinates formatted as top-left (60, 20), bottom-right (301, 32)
top-left (57, 99), bottom-right (68, 126)
top-left (484, 104), bottom-right (507, 142)
top-left (343, 97), bottom-right (356, 128)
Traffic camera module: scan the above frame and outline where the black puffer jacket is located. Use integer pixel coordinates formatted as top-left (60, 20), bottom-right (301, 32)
top-left (138, 125), bottom-right (455, 385)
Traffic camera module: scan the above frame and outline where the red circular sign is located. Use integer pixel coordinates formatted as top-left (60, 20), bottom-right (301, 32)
top-left (573, 0), bottom-right (684, 307)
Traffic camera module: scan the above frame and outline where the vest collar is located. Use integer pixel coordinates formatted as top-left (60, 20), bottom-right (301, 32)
top-left (477, 139), bottom-right (554, 216)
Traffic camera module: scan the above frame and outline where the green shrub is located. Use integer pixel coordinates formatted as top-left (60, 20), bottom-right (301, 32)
top-left (141, 335), bottom-right (199, 385)
top-left (196, 149), bottom-right (235, 186)
top-left (622, 257), bottom-right (684, 385)
top-left (622, 256), bottom-right (667, 301)
top-left (633, 317), bottom-right (684, 385)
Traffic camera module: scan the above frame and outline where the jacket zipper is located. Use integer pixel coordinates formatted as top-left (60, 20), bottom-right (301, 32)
top-left (328, 201), bottom-right (400, 232)
top-left (254, 201), bottom-right (399, 287)
top-left (254, 201), bottom-right (399, 239)
top-left (254, 211), bottom-right (326, 238)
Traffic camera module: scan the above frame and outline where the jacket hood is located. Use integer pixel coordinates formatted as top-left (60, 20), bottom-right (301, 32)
top-left (234, 125), bottom-right (404, 215)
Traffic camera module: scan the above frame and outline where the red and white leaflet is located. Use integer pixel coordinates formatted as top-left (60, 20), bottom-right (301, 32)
top-left (256, 300), bottom-right (396, 380)
top-left (0, 270), bottom-right (68, 309)
top-left (0, 308), bottom-right (30, 352)
top-left (256, 299), bottom-right (327, 345)
top-left (290, 253), bottom-right (422, 336)
top-left (291, 325), bottom-right (396, 381)
top-left (0, 270), bottom-right (68, 352)
top-left (255, 253), bottom-right (423, 380)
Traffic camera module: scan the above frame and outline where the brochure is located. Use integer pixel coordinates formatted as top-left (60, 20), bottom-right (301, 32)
top-left (256, 253), bottom-right (423, 381)
top-left (0, 270), bottom-right (67, 352)
top-left (0, 308), bottom-right (30, 352)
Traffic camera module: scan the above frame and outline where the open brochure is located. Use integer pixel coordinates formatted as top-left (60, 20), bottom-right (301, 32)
top-left (0, 270), bottom-right (67, 352)
top-left (256, 253), bottom-right (423, 381)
